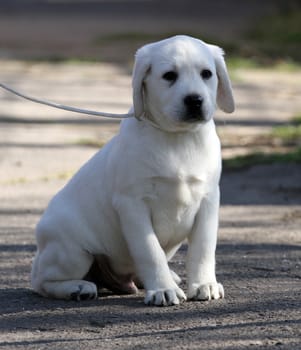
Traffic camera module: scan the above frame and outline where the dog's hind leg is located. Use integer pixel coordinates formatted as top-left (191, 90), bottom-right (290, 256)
top-left (42, 280), bottom-right (98, 301)
top-left (31, 240), bottom-right (97, 300)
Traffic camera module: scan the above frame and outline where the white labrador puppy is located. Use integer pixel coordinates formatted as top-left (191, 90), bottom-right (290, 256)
top-left (31, 35), bottom-right (235, 306)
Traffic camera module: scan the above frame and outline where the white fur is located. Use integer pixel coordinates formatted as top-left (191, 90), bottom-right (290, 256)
top-left (31, 35), bottom-right (234, 306)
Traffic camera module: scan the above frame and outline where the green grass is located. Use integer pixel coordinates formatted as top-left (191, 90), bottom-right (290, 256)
top-left (247, 11), bottom-right (301, 45)
top-left (26, 56), bottom-right (101, 64)
top-left (93, 25), bottom-right (301, 69)
top-left (41, 170), bottom-right (74, 182)
top-left (226, 57), bottom-right (262, 70)
top-left (1, 170), bottom-right (75, 185)
top-left (243, 9), bottom-right (301, 63)
top-left (227, 57), bottom-right (301, 72)
top-left (223, 147), bottom-right (301, 171)
top-left (228, 8), bottom-right (301, 68)
top-left (293, 115), bottom-right (301, 124)
top-left (72, 138), bottom-right (105, 148)
top-left (224, 114), bottom-right (301, 170)
top-left (271, 115), bottom-right (301, 144)
top-left (272, 125), bottom-right (301, 144)
top-left (94, 7), bottom-right (301, 66)
top-left (19, 8), bottom-right (301, 68)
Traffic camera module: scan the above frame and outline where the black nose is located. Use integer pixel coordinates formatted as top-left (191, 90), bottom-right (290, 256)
top-left (184, 94), bottom-right (203, 109)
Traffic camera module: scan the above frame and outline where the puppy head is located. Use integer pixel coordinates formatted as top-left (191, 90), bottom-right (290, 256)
top-left (132, 35), bottom-right (234, 132)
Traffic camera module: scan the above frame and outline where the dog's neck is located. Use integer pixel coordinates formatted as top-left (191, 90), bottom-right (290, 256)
top-left (140, 111), bottom-right (212, 134)
top-left (140, 112), bottom-right (162, 130)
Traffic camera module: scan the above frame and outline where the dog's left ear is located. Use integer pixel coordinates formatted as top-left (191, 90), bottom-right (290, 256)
top-left (207, 45), bottom-right (235, 113)
top-left (132, 47), bottom-right (151, 119)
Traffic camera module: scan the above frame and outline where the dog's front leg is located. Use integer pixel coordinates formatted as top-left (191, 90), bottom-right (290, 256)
top-left (114, 195), bottom-right (186, 306)
top-left (187, 187), bottom-right (224, 301)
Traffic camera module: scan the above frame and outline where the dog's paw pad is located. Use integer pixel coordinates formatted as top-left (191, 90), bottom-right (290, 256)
top-left (70, 283), bottom-right (97, 301)
top-left (145, 288), bottom-right (186, 307)
top-left (189, 282), bottom-right (224, 301)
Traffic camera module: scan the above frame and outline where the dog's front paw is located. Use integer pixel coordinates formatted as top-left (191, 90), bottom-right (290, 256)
top-left (145, 288), bottom-right (186, 306)
top-left (188, 282), bottom-right (224, 301)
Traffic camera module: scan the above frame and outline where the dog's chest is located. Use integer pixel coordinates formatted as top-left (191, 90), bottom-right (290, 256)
top-left (146, 172), bottom-right (206, 245)
top-left (151, 173), bottom-right (204, 208)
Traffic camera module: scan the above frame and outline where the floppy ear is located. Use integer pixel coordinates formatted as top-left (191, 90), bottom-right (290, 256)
top-left (207, 45), bottom-right (235, 113)
top-left (132, 47), bottom-right (151, 119)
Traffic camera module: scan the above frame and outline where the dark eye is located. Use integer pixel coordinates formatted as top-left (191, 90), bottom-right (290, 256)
top-left (201, 69), bottom-right (212, 80)
top-left (162, 71), bottom-right (178, 82)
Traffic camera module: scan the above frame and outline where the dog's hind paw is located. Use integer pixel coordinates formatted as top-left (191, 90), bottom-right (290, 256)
top-left (69, 282), bottom-right (98, 301)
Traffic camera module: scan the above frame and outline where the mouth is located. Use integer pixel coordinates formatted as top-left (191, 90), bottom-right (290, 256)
top-left (182, 110), bottom-right (207, 123)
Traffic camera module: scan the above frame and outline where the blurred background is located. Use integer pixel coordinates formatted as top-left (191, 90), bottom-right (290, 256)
top-left (0, 0), bottom-right (300, 64)
top-left (0, 0), bottom-right (300, 189)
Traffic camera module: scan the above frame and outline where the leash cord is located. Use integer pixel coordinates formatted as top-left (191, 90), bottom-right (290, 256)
top-left (0, 82), bottom-right (134, 119)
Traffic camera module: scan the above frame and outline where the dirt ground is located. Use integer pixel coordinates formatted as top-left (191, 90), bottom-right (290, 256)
top-left (0, 2), bottom-right (301, 349)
